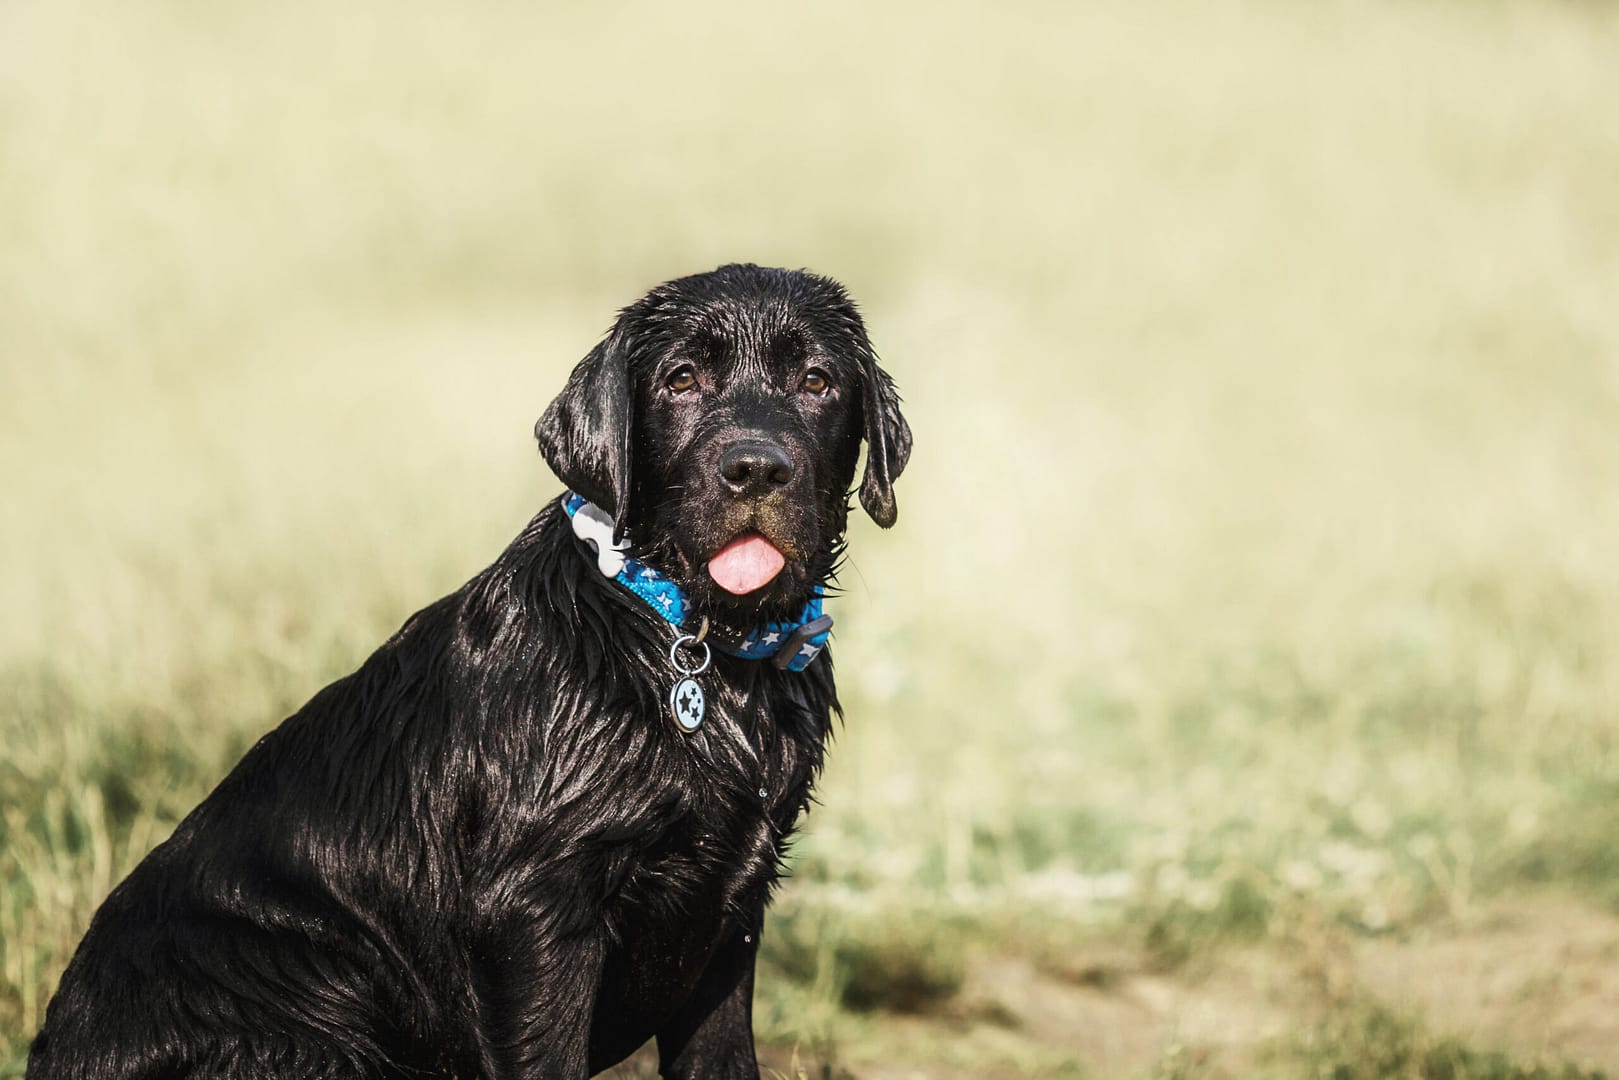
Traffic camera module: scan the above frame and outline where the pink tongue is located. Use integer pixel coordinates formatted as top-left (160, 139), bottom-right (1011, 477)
top-left (707, 534), bottom-right (786, 595)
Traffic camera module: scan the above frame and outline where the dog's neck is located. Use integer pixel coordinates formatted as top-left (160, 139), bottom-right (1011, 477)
top-left (561, 494), bottom-right (832, 672)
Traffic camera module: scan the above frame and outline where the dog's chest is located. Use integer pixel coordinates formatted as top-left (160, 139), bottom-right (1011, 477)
top-left (589, 702), bottom-right (819, 1045)
top-left (612, 732), bottom-right (802, 927)
top-left (586, 792), bottom-right (774, 1054)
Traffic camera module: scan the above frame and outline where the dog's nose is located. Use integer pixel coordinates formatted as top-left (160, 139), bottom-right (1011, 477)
top-left (718, 441), bottom-right (794, 496)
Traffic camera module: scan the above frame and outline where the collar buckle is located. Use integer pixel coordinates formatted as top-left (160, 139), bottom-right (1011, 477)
top-left (772, 613), bottom-right (834, 672)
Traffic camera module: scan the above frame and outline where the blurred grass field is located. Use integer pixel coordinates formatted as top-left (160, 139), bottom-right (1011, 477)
top-left (5, 0), bottom-right (1619, 1076)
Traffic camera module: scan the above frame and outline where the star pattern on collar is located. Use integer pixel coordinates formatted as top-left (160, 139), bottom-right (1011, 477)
top-left (561, 493), bottom-right (832, 672)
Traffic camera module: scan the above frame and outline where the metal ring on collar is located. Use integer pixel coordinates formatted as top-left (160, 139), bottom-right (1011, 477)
top-left (669, 633), bottom-right (713, 677)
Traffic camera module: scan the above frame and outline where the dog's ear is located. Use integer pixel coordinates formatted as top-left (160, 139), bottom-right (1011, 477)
top-left (536, 326), bottom-right (634, 541)
top-left (857, 352), bottom-right (911, 529)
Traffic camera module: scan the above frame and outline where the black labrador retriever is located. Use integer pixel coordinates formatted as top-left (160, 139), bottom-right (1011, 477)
top-left (27, 264), bottom-right (910, 1079)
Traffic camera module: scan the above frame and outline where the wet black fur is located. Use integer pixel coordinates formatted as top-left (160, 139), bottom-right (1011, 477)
top-left (28, 265), bottom-right (910, 1080)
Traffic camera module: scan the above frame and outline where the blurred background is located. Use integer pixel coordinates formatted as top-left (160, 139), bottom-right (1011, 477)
top-left (4, 1), bottom-right (1619, 1076)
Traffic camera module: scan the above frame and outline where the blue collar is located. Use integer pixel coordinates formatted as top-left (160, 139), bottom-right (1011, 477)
top-left (561, 494), bottom-right (832, 672)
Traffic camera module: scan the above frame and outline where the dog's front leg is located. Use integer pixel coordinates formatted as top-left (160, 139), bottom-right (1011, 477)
top-left (471, 914), bottom-right (605, 1080)
top-left (655, 918), bottom-right (761, 1079)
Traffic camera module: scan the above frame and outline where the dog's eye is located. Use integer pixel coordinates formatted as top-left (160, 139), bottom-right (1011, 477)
top-left (666, 366), bottom-right (697, 394)
top-left (800, 369), bottom-right (832, 396)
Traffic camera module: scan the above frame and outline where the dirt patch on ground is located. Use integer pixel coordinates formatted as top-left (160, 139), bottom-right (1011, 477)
top-left (604, 895), bottom-right (1619, 1078)
top-left (604, 945), bottom-right (1297, 1078)
top-left (1354, 895), bottom-right (1619, 1071)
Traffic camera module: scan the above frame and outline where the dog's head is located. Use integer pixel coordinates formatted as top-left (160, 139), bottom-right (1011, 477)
top-left (536, 264), bottom-right (910, 622)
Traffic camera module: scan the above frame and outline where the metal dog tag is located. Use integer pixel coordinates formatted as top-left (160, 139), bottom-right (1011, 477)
top-left (667, 628), bottom-right (712, 734)
top-left (670, 678), bottom-right (705, 732)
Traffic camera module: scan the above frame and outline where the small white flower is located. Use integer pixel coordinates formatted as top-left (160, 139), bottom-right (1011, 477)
top-left (1156, 864), bottom-right (1190, 897)
top-left (1185, 880), bottom-right (1220, 912)
top-left (1281, 859), bottom-right (1323, 892)
top-left (1350, 798), bottom-right (1392, 839)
